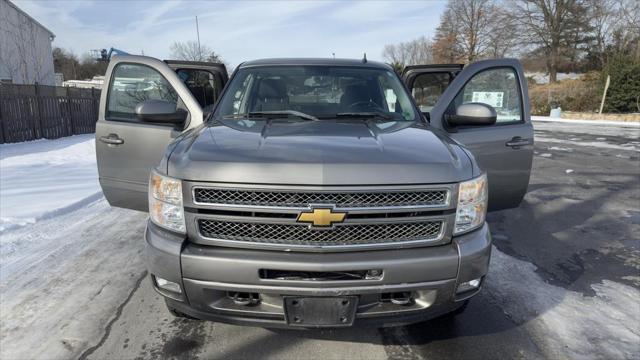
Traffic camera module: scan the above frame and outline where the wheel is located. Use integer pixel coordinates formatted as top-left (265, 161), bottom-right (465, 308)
top-left (165, 299), bottom-right (200, 320)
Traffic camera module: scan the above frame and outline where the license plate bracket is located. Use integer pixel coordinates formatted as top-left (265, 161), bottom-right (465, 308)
top-left (284, 296), bottom-right (358, 327)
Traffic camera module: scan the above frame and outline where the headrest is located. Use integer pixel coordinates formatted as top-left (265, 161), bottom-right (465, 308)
top-left (257, 78), bottom-right (287, 99)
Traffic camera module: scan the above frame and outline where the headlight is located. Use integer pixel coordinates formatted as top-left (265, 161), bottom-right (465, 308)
top-left (454, 173), bottom-right (488, 235)
top-left (149, 170), bottom-right (185, 233)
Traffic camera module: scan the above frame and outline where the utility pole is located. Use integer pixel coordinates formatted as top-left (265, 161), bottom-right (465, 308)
top-left (195, 16), bottom-right (202, 61)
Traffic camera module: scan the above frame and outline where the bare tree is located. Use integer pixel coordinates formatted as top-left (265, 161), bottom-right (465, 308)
top-left (449, 0), bottom-right (496, 62)
top-left (169, 41), bottom-right (223, 63)
top-left (382, 36), bottom-right (434, 71)
top-left (509, 0), bottom-right (591, 82)
top-left (485, 7), bottom-right (519, 58)
top-left (432, 0), bottom-right (515, 63)
top-left (52, 47), bottom-right (78, 81)
top-left (608, 0), bottom-right (640, 62)
top-left (586, 0), bottom-right (617, 67)
top-left (382, 44), bottom-right (405, 66)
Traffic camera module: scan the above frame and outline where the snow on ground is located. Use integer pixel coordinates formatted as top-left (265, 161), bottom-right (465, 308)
top-left (532, 116), bottom-right (640, 127)
top-left (0, 135), bottom-right (148, 359)
top-left (487, 248), bottom-right (640, 359)
top-left (535, 135), bottom-right (640, 152)
top-left (0, 126), bottom-right (638, 359)
top-left (525, 72), bottom-right (582, 84)
top-left (547, 146), bottom-right (573, 152)
top-left (533, 120), bottom-right (640, 153)
top-left (0, 198), bottom-right (147, 359)
top-left (0, 135), bottom-right (100, 233)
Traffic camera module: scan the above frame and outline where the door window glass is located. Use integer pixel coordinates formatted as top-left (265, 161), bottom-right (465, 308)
top-left (453, 68), bottom-right (522, 123)
top-left (175, 69), bottom-right (217, 112)
top-left (107, 64), bottom-right (178, 122)
top-left (412, 73), bottom-right (451, 113)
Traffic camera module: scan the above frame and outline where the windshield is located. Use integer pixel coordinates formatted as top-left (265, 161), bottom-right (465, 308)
top-left (213, 66), bottom-right (418, 121)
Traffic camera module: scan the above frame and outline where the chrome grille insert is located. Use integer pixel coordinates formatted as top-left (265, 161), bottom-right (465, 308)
top-left (198, 219), bottom-right (443, 247)
top-left (193, 188), bottom-right (448, 208)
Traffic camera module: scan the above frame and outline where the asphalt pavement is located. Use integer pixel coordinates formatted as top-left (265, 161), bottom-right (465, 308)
top-left (3, 121), bottom-right (637, 360)
top-left (78, 121), bottom-right (640, 360)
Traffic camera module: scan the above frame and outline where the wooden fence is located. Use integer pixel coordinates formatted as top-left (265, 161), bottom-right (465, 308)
top-left (0, 84), bottom-right (101, 144)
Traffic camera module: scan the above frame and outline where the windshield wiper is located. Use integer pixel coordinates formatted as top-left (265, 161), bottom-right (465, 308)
top-left (224, 110), bottom-right (318, 121)
top-left (334, 111), bottom-right (394, 120)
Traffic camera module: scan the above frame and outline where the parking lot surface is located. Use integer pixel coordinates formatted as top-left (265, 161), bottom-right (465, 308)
top-left (1, 121), bottom-right (638, 359)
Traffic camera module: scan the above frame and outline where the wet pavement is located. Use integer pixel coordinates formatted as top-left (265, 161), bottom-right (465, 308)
top-left (82, 121), bottom-right (639, 359)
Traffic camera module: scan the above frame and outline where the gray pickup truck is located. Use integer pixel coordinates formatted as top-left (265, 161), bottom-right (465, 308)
top-left (95, 55), bottom-right (533, 328)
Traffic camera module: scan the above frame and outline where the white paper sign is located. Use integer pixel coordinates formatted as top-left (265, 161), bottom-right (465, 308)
top-left (472, 91), bottom-right (504, 108)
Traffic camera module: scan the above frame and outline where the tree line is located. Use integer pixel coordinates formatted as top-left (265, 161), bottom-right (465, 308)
top-left (383, 0), bottom-right (640, 83)
top-left (53, 48), bottom-right (109, 82)
top-left (53, 41), bottom-right (224, 83)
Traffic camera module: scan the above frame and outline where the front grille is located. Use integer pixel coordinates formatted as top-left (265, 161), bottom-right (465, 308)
top-left (193, 188), bottom-right (448, 208)
top-left (198, 219), bottom-right (443, 247)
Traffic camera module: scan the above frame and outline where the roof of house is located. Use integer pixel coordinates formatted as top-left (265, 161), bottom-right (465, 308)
top-left (4, 0), bottom-right (55, 38)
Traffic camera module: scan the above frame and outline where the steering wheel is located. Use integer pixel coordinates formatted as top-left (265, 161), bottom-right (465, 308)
top-left (347, 100), bottom-right (385, 112)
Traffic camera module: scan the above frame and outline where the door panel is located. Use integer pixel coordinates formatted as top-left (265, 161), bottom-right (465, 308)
top-left (96, 55), bottom-right (205, 211)
top-left (406, 59), bottom-right (533, 211)
top-left (446, 125), bottom-right (532, 210)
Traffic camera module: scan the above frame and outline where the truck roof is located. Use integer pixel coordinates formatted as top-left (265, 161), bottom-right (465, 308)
top-left (239, 58), bottom-right (391, 69)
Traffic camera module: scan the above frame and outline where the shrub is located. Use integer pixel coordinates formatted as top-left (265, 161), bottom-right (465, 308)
top-left (602, 56), bottom-right (640, 113)
top-left (528, 73), bottom-right (601, 115)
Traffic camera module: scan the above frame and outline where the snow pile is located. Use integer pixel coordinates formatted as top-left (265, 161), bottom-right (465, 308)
top-left (0, 135), bottom-right (100, 233)
top-left (0, 135), bottom-right (148, 359)
top-left (0, 198), bottom-right (147, 359)
top-left (487, 247), bottom-right (640, 359)
top-left (525, 72), bottom-right (583, 84)
top-left (524, 72), bottom-right (584, 84)
top-left (532, 116), bottom-right (640, 127)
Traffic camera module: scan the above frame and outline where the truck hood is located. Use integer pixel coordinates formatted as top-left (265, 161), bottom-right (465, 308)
top-left (168, 119), bottom-right (472, 185)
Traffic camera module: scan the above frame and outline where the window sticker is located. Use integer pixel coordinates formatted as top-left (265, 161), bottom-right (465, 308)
top-left (472, 91), bottom-right (504, 108)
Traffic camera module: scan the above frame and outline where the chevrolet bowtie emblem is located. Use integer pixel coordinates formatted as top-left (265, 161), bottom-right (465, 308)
top-left (297, 208), bottom-right (347, 227)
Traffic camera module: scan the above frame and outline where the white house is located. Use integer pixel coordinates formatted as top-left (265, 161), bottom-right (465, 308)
top-left (0, 0), bottom-right (56, 85)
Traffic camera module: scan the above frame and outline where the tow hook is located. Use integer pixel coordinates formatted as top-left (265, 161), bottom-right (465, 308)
top-left (229, 292), bottom-right (261, 306)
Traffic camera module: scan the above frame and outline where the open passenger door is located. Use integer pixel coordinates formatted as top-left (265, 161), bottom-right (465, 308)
top-left (405, 59), bottom-right (533, 211)
top-left (95, 55), bottom-right (227, 211)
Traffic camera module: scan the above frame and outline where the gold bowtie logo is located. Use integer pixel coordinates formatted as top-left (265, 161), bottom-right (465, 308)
top-left (297, 208), bottom-right (347, 227)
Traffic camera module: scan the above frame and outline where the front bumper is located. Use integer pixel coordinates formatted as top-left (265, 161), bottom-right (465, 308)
top-left (145, 221), bottom-right (492, 328)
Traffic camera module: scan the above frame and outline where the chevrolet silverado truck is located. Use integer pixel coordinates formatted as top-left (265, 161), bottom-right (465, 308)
top-left (95, 56), bottom-right (533, 328)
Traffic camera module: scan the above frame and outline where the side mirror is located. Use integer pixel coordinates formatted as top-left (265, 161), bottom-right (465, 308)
top-left (135, 100), bottom-right (187, 124)
top-left (446, 103), bottom-right (497, 126)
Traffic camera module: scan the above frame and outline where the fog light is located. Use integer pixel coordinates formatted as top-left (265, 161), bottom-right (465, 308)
top-left (457, 277), bottom-right (482, 293)
top-left (155, 276), bottom-right (182, 294)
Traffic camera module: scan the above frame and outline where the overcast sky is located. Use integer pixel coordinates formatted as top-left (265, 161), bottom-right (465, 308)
top-left (16, 0), bottom-right (446, 67)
